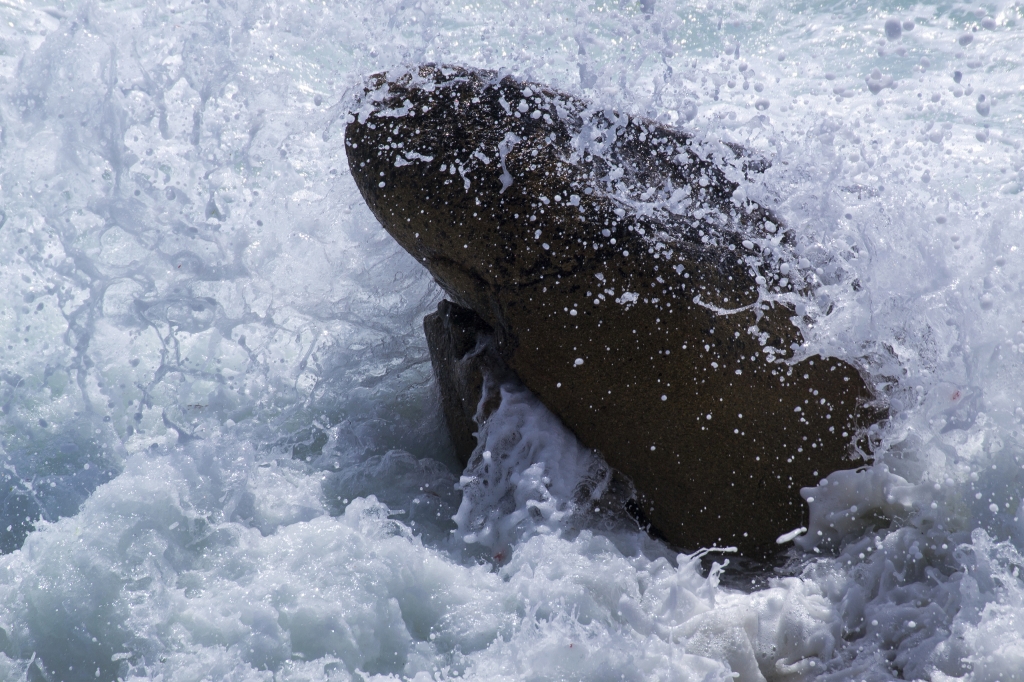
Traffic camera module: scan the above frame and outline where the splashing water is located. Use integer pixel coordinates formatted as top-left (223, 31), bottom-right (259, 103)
top-left (1, 0), bottom-right (1023, 680)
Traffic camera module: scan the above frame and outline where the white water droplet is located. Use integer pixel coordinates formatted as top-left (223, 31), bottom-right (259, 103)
top-left (884, 18), bottom-right (902, 40)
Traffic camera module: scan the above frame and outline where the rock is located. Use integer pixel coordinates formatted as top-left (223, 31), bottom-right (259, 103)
top-left (346, 64), bottom-right (880, 557)
top-left (423, 299), bottom-right (508, 466)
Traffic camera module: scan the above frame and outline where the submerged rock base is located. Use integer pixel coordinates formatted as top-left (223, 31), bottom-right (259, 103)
top-left (423, 299), bottom-right (509, 467)
top-left (427, 299), bottom-right (658, 551)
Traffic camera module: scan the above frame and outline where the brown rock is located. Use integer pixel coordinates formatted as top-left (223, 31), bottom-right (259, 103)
top-left (346, 64), bottom-right (880, 557)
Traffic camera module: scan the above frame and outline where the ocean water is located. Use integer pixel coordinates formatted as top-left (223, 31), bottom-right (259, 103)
top-left (0, 0), bottom-right (1023, 679)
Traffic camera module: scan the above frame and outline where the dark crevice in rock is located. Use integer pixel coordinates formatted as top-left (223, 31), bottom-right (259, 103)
top-left (424, 299), bottom-right (509, 468)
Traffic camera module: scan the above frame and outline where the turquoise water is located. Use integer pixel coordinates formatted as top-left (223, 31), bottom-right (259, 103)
top-left (0, 0), bottom-right (1022, 679)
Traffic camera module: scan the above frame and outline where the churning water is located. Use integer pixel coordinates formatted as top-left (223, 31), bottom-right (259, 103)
top-left (0, 0), bottom-right (1023, 679)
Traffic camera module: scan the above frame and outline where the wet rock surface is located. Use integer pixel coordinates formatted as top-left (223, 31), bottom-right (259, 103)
top-left (346, 64), bottom-right (880, 557)
top-left (423, 299), bottom-right (509, 467)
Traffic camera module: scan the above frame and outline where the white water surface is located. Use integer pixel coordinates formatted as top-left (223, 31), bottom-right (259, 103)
top-left (1, 0), bottom-right (1023, 680)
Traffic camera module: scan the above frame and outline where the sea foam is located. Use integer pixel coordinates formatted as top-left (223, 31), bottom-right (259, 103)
top-left (1, 0), bottom-right (1023, 679)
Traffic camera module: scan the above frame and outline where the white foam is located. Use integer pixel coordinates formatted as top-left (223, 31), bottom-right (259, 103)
top-left (0, 438), bottom-right (851, 681)
top-left (452, 370), bottom-right (630, 558)
top-left (1, 0), bottom-right (1024, 679)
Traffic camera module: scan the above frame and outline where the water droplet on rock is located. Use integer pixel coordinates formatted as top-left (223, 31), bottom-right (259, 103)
top-left (884, 18), bottom-right (902, 40)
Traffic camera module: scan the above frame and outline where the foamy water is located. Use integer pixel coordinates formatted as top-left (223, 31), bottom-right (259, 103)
top-left (0, 0), bottom-right (1022, 679)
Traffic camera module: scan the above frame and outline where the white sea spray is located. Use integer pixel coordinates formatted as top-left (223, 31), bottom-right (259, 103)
top-left (0, 0), bottom-right (1022, 679)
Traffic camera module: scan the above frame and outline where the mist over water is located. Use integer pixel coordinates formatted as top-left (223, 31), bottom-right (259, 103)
top-left (0, 0), bottom-right (1022, 679)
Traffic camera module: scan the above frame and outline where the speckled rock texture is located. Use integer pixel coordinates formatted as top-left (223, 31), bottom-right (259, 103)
top-left (346, 64), bottom-right (880, 557)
